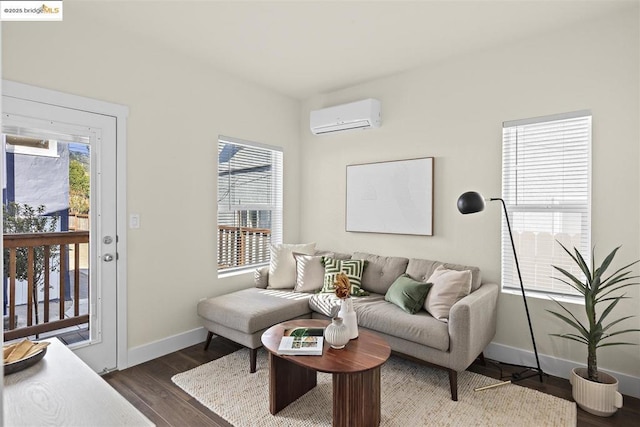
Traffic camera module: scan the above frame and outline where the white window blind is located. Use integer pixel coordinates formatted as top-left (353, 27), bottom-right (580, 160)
top-left (217, 136), bottom-right (283, 273)
top-left (502, 111), bottom-right (591, 297)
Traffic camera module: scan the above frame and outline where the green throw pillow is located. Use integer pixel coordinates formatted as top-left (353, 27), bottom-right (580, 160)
top-left (320, 257), bottom-right (368, 296)
top-left (385, 274), bottom-right (432, 314)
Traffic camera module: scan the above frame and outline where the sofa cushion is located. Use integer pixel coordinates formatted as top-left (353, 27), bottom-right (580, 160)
top-left (384, 274), bottom-right (432, 314)
top-left (197, 288), bottom-right (311, 334)
top-left (405, 258), bottom-right (482, 291)
top-left (320, 257), bottom-right (367, 296)
top-left (308, 293), bottom-right (341, 318)
top-left (268, 243), bottom-right (316, 289)
top-left (308, 293), bottom-right (369, 318)
top-left (308, 293), bottom-right (449, 351)
top-left (352, 252), bottom-right (409, 295)
top-left (354, 294), bottom-right (450, 351)
top-left (424, 266), bottom-right (472, 322)
top-left (293, 253), bottom-right (331, 293)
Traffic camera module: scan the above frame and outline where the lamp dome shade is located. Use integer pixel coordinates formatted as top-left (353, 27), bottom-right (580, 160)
top-left (457, 191), bottom-right (486, 214)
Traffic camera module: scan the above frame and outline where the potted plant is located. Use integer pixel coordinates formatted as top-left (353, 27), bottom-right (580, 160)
top-left (548, 242), bottom-right (639, 417)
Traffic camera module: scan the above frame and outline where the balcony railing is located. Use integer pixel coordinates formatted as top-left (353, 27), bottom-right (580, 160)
top-left (3, 231), bottom-right (89, 341)
top-left (69, 213), bottom-right (90, 231)
top-left (218, 226), bottom-right (271, 270)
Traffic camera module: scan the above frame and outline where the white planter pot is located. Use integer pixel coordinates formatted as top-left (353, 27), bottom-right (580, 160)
top-left (570, 367), bottom-right (623, 417)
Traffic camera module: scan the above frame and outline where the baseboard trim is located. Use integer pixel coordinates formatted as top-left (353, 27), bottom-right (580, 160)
top-left (484, 342), bottom-right (640, 399)
top-left (126, 327), bottom-right (208, 368)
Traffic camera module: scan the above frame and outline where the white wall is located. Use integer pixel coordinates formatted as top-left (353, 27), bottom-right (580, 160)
top-left (299, 9), bottom-right (640, 381)
top-left (2, 6), bottom-right (300, 350)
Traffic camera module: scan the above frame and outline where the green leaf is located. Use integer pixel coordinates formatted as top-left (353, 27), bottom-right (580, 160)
top-left (596, 298), bottom-right (622, 327)
top-left (601, 328), bottom-right (640, 338)
top-left (597, 342), bottom-right (638, 349)
top-left (574, 246), bottom-right (593, 281)
top-left (547, 304), bottom-right (588, 338)
top-left (593, 246), bottom-right (620, 281)
top-left (552, 265), bottom-right (587, 293)
top-left (557, 242), bottom-right (586, 275)
top-left (549, 333), bottom-right (588, 345)
top-left (601, 316), bottom-right (637, 333)
top-left (596, 297), bottom-right (631, 308)
top-left (599, 271), bottom-right (638, 291)
top-left (552, 275), bottom-right (587, 295)
top-left (600, 259), bottom-right (639, 287)
top-left (598, 280), bottom-right (640, 299)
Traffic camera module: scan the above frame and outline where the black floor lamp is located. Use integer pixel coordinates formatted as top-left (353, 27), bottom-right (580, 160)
top-left (457, 191), bottom-right (545, 385)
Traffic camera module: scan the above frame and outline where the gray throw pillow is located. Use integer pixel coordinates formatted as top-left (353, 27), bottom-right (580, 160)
top-left (293, 252), bottom-right (333, 293)
top-left (424, 265), bottom-right (472, 321)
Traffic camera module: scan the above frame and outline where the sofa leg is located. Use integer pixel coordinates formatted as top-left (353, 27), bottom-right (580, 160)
top-left (204, 331), bottom-right (213, 351)
top-left (478, 352), bottom-right (486, 366)
top-left (448, 370), bottom-right (458, 401)
top-left (250, 348), bottom-right (257, 373)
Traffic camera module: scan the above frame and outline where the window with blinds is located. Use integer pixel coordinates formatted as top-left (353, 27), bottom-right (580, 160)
top-left (217, 136), bottom-right (283, 273)
top-left (502, 111), bottom-right (591, 297)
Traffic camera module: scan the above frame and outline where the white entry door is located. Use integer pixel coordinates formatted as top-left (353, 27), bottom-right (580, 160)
top-left (2, 95), bottom-right (118, 372)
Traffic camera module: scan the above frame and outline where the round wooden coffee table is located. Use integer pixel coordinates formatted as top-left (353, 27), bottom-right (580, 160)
top-left (261, 319), bottom-right (391, 427)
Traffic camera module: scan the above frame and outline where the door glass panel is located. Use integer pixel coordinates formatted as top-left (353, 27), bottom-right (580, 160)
top-left (3, 133), bottom-right (91, 345)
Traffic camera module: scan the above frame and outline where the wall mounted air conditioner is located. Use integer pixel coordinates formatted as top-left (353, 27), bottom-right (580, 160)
top-left (310, 98), bottom-right (381, 135)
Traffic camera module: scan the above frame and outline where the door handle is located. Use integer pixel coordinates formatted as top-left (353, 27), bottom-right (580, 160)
top-left (103, 254), bottom-right (115, 262)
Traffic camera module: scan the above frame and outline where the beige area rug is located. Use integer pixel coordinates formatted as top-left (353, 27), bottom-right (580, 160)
top-left (172, 349), bottom-right (576, 427)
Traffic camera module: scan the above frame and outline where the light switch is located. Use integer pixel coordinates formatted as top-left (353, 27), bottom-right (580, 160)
top-left (129, 213), bottom-right (140, 229)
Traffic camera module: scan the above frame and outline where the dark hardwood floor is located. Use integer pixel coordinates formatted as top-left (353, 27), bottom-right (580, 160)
top-left (103, 336), bottom-right (639, 426)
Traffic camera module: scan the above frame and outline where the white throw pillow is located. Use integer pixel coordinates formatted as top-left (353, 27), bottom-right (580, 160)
top-left (424, 265), bottom-right (472, 322)
top-left (293, 253), bottom-right (333, 293)
top-left (268, 243), bottom-right (316, 289)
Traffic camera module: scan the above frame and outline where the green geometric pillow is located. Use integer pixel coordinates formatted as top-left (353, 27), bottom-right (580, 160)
top-left (320, 257), bottom-right (368, 296)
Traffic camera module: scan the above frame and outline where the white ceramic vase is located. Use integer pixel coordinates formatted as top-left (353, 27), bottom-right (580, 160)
top-left (324, 317), bottom-right (350, 349)
top-left (337, 297), bottom-right (358, 339)
top-left (570, 367), bottom-right (623, 417)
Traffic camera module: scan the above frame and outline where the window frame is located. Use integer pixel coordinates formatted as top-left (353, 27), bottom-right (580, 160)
top-left (501, 110), bottom-right (592, 300)
top-left (216, 135), bottom-right (283, 276)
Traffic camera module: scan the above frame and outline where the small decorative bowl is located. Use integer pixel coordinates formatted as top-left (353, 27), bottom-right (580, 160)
top-left (4, 346), bottom-right (47, 375)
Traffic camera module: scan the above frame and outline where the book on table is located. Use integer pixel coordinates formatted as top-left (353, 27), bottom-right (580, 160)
top-left (278, 327), bottom-right (325, 355)
top-left (283, 327), bottom-right (325, 337)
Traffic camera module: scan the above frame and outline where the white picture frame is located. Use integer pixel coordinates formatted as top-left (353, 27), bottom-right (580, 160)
top-left (346, 157), bottom-right (434, 236)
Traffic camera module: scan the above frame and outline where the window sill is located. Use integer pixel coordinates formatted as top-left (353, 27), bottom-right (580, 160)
top-left (501, 287), bottom-right (584, 306)
top-left (217, 269), bottom-right (254, 279)
top-left (217, 262), bottom-right (268, 279)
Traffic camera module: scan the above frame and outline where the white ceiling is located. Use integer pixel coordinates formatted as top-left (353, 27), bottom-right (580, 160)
top-left (77, 0), bottom-right (637, 99)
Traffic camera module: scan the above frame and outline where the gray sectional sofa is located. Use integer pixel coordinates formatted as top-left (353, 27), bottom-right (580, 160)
top-left (197, 250), bottom-right (499, 401)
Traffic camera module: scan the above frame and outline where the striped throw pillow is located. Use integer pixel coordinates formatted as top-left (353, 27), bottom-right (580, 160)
top-left (320, 257), bottom-right (368, 296)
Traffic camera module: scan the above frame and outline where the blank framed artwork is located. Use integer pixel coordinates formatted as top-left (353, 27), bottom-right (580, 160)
top-left (346, 157), bottom-right (433, 236)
